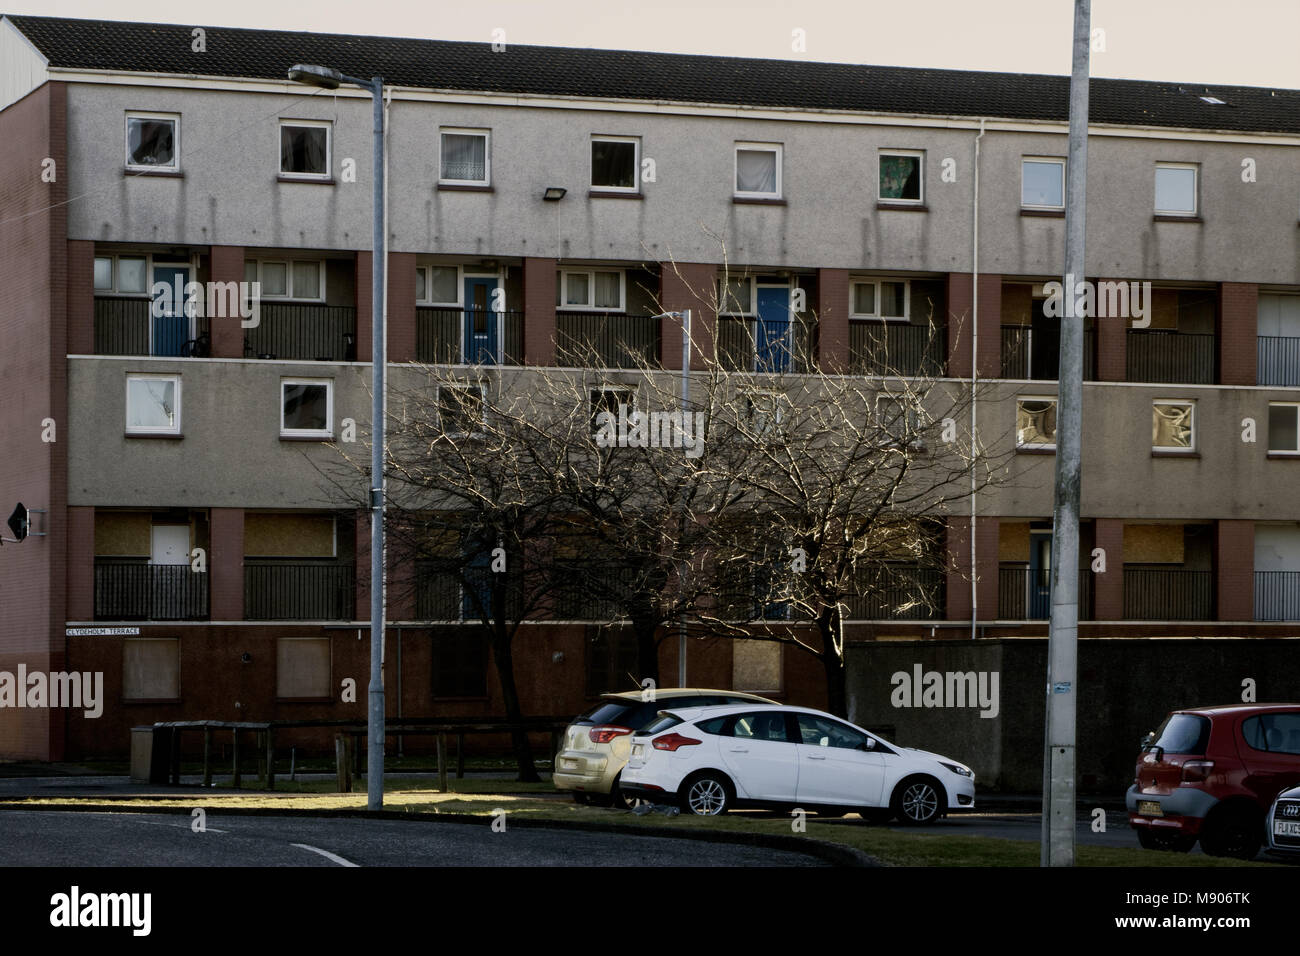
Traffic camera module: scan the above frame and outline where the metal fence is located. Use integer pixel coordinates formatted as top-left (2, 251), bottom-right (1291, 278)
top-left (243, 304), bottom-right (357, 361)
top-left (849, 321), bottom-right (946, 377)
top-left (717, 316), bottom-right (813, 374)
top-left (999, 326), bottom-right (1096, 380)
top-left (93, 297), bottom-right (211, 356)
top-left (556, 312), bottom-right (660, 368)
top-left (998, 565), bottom-right (1095, 620)
top-left (845, 567), bottom-right (945, 620)
top-left (1126, 329), bottom-right (1215, 384)
top-left (1123, 567), bottom-right (1213, 620)
top-left (415, 308), bottom-right (524, 365)
top-left (244, 563), bottom-right (355, 620)
top-left (1255, 570), bottom-right (1300, 621)
top-left (1257, 337), bottom-right (1300, 387)
top-left (95, 560), bottom-right (209, 620)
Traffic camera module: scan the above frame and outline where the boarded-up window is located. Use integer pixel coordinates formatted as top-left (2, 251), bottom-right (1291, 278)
top-left (96, 512), bottom-right (152, 556)
top-left (245, 514), bottom-right (336, 557)
top-left (732, 639), bottom-right (781, 693)
top-left (276, 637), bottom-right (332, 699)
top-left (1124, 525), bottom-right (1185, 564)
top-left (123, 638), bottom-right (180, 701)
top-left (432, 630), bottom-right (488, 698)
top-left (999, 523), bottom-right (1032, 562)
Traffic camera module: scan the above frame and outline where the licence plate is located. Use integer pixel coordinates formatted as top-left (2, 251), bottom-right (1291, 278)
top-left (632, 744), bottom-right (643, 757)
top-left (561, 757), bottom-right (578, 769)
top-left (1274, 819), bottom-right (1300, 837)
top-left (1138, 800), bottom-right (1164, 817)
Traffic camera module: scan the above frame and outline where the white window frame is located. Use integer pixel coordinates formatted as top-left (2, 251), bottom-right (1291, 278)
top-left (590, 135), bottom-right (641, 193)
top-left (416, 263), bottom-right (463, 306)
top-left (124, 111), bottom-right (180, 172)
top-left (278, 119), bottom-right (332, 180)
top-left (1021, 156), bottom-right (1066, 211)
top-left (557, 269), bottom-right (626, 312)
top-left (590, 385), bottom-right (636, 437)
top-left (878, 149), bottom-right (925, 205)
top-left (718, 275), bottom-right (757, 317)
top-left (280, 378), bottom-right (334, 439)
top-left (1268, 402), bottom-right (1300, 455)
top-left (849, 278), bottom-right (910, 321)
top-left (742, 387), bottom-right (786, 440)
top-left (438, 382), bottom-right (487, 438)
top-left (733, 143), bottom-right (782, 200)
top-left (1016, 396), bottom-right (1058, 450)
top-left (439, 128), bottom-right (491, 187)
top-left (876, 393), bottom-right (925, 449)
top-left (1154, 162), bottom-right (1199, 217)
top-left (245, 259), bottom-right (326, 302)
top-left (125, 373), bottom-right (182, 436)
top-left (94, 252), bottom-right (153, 297)
top-left (1152, 398), bottom-right (1196, 452)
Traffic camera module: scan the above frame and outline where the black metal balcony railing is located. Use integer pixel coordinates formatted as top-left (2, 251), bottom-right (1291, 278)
top-left (1257, 337), bottom-right (1300, 387)
top-left (244, 562), bottom-right (355, 620)
top-left (243, 304), bottom-right (357, 361)
top-left (94, 560), bottom-right (209, 621)
top-left (847, 567), bottom-right (946, 620)
top-left (1126, 329), bottom-right (1215, 384)
top-left (415, 308), bottom-right (524, 365)
top-left (1123, 567), bottom-right (1213, 620)
top-left (1000, 326), bottom-right (1097, 380)
top-left (997, 565), bottom-right (1095, 620)
top-left (553, 565), bottom-right (642, 620)
top-left (1255, 570), bottom-right (1300, 621)
top-left (556, 312), bottom-right (660, 368)
top-left (413, 562), bottom-right (524, 621)
top-left (850, 321), bottom-right (946, 377)
top-left (94, 297), bottom-right (212, 357)
top-left (717, 316), bottom-right (812, 374)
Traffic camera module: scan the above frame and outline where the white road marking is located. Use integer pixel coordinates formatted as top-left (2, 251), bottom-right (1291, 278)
top-left (103, 813), bottom-right (227, 833)
top-left (291, 842), bottom-right (359, 867)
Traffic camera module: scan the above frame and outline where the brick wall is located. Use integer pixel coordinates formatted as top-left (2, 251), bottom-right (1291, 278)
top-left (209, 508), bottom-right (244, 620)
top-left (354, 251), bottom-right (372, 363)
top-left (1093, 518), bottom-right (1125, 619)
top-left (945, 516), bottom-right (999, 622)
top-left (66, 239), bottom-right (94, 355)
top-left (946, 273), bottom-right (1000, 378)
top-left (817, 268), bottom-right (850, 373)
top-left (1218, 282), bottom-right (1258, 386)
top-left (523, 258), bottom-right (556, 365)
top-left (659, 262), bottom-right (717, 370)
top-left (1096, 277), bottom-right (1128, 380)
top-left (1216, 519), bottom-right (1255, 621)
top-left (387, 252), bottom-right (417, 363)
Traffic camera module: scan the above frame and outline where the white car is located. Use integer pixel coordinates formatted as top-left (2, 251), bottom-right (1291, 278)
top-left (1265, 785), bottom-right (1300, 857)
top-left (620, 703), bottom-right (975, 823)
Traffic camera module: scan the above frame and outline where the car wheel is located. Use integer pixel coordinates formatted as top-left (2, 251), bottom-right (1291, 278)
top-left (610, 774), bottom-right (645, 811)
top-left (1135, 828), bottom-right (1195, 852)
top-left (681, 772), bottom-right (733, 816)
top-left (891, 776), bottom-right (945, 825)
top-left (572, 792), bottom-right (589, 805)
top-left (1200, 807), bottom-right (1262, 859)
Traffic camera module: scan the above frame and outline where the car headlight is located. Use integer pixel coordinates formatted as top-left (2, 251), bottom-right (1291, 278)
top-left (939, 761), bottom-right (973, 777)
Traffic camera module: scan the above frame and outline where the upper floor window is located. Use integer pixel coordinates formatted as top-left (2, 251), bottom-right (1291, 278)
top-left (438, 383), bottom-right (487, 437)
top-left (280, 378), bottom-right (333, 439)
top-left (557, 269), bottom-right (624, 311)
top-left (879, 150), bottom-right (923, 204)
top-left (734, 143), bottom-right (781, 199)
top-left (591, 136), bottom-right (640, 193)
top-left (590, 385), bottom-right (635, 437)
top-left (1152, 399), bottom-right (1195, 452)
top-left (440, 129), bottom-right (489, 186)
top-left (1016, 397), bottom-right (1057, 449)
top-left (1155, 162), bottom-right (1198, 217)
top-left (719, 276), bottom-right (756, 316)
top-left (280, 120), bottom-right (331, 179)
top-left (125, 112), bottom-right (179, 171)
top-left (1022, 157), bottom-right (1065, 210)
top-left (94, 254), bottom-right (149, 295)
top-left (126, 373), bottom-right (181, 436)
top-left (416, 264), bottom-right (461, 305)
top-left (1269, 403), bottom-right (1300, 455)
top-left (850, 278), bottom-right (909, 320)
top-left (244, 259), bottom-right (325, 301)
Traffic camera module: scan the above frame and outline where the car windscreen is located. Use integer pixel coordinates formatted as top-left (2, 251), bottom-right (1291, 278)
top-left (1151, 713), bottom-right (1211, 755)
top-left (574, 699), bottom-right (662, 729)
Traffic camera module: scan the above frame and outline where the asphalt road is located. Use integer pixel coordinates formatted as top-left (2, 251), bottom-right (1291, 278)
top-left (0, 810), bottom-right (827, 867)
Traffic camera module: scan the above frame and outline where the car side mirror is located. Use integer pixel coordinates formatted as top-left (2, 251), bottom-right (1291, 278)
top-left (1140, 731), bottom-right (1156, 750)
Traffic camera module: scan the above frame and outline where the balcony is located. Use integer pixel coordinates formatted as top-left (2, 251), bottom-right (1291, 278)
top-left (553, 564), bottom-right (641, 620)
top-left (847, 566), bottom-right (945, 620)
top-left (243, 304), bottom-right (357, 361)
top-left (1255, 571), bottom-right (1300, 621)
top-left (94, 297), bottom-right (210, 357)
top-left (1126, 329), bottom-right (1215, 384)
top-left (1000, 326), bottom-right (1096, 380)
top-left (413, 561), bottom-right (522, 621)
top-left (997, 565), bottom-right (1094, 619)
top-left (244, 562), bottom-right (355, 620)
top-left (717, 316), bottom-right (813, 374)
top-left (556, 312), bottom-right (659, 368)
top-left (1257, 337), bottom-right (1300, 386)
top-left (850, 321), bottom-right (946, 377)
top-left (94, 559), bottom-right (209, 621)
top-left (1123, 566), bottom-right (1213, 620)
top-left (415, 308), bottom-right (524, 365)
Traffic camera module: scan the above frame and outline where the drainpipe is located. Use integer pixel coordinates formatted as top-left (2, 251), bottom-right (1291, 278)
top-left (971, 117), bottom-right (986, 641)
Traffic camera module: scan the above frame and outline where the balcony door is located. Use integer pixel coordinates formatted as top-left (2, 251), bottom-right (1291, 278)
top-left (1029, 531), bottom-right (1053, 619)
top-left (152, 263), bottom-right (193, 357)
top-left (150, 524), bottom-right (190, 620)
top-left (464, 276), bottom-right (499, 365)
top-left (755, 285), bottom-right (793, 372)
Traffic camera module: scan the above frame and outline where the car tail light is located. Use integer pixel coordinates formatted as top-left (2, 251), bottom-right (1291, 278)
top-left (652, 733), bottom-right (702, 752)
top-left (588, 725), bottom-right (634, 744)
top-left (1181, 760), bottom-right (1214, 782)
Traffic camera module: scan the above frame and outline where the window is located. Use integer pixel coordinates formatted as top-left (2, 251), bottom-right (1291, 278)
top-left (125, 112), bottom-right (178, 171)
top-left (279, 120), bottom-right (331, 179)
top-left (557, 269), bottom-right (624, 311)
top-left (719, 276), bottom-right (756, 316)
top-left (794, 713), bottom-right (873, 751)
top-left (732, 710), bottom-right (790, 742)
top-left (1016, 398), bottom-right (1057, 449)
top-left (591, 136), bottom-right (639, 192)
top-left (849, 278), bottom-right (909, 320)
top-left (244, 259), bottom-right (324, 301)
top-left (1022, 157), bottom-right (1065, 210)
top-left (94, 254), bottom-right (149, 295)
top-left (734, 143), bottom-right (781, 199)
top-left (1241, 712), bottom-right (1300, 755)
top-left (440, 128), bottom-right (489, 185)
top-left (743, 388), bottom-right (786, 439)
top-left (438, 383), bottom-right (486, 436)
top-left (126, 374), bottom-right (181, 435)
top-left (416, 264), bottom-right (460, 305)
top-left (590, 385), bottom-right (635, 437)
top-left (879, 150), bottom-right (924, 204)
top-left (433, 630), bottom-right (488, 697)
top-left (1155, 162), bottom-right (1198, 216)
top-left (276, 637), bottom-right (331, 700)
top-left (281, 379), bottom-right (333, 438)
top-left (877, 395), bottom-right (923, 447)
top-left (123, 637), bottom-right (180, 701)
top-left (732, 640), bottom-right (782, 693)
top-left (1269, 403), bottom-right (1300, 454)
top-left (1152, 400), bottom-right (1195, 451)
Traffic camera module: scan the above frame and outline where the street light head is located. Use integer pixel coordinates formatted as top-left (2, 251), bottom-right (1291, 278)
top-left (542, 186), bottom-right (567, 202)
top-left (288, 63), bottom-right (343, 89)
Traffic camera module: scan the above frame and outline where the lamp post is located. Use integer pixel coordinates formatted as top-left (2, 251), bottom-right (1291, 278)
top-left (651, 309), bottom-right (691, 686)
top-left (288, 63), bottom-right (387, 811)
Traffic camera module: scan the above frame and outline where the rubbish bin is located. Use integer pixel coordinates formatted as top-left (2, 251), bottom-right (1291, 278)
top-left (129, 726), bottom-right (154, 783)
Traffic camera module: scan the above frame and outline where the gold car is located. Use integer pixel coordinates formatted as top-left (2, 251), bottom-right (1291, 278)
top-left (553, 688), bottom-right (777, 807)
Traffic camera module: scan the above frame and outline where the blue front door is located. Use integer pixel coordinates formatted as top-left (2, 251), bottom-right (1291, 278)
top-left (464, 277), bottom-right (499, 364)
top-left (1029, 531), bottom-right (1053, 619)
top-left (152, 265), bottom-right (191, 357)
top-left (755, 286), bottom-right (792, 372)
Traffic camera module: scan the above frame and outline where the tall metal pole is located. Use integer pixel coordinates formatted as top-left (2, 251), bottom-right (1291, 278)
top-left (678, 309), bottom-right (691, 686)
top-left (1042, 1), bottom-right (1089, 866)
top-left (367, 76), bottom-right (387, 811)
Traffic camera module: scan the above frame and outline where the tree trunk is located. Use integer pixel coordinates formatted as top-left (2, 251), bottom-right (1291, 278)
top-left (490, 627), bottom-right (539, 782)
top-left (817, 605), bottom-right (849, 717)
top-left (630, 614), bottom-right (661, 688)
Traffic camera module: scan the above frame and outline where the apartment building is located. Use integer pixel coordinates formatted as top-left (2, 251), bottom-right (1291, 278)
top-left (2, 14), bottom-right (1300, 760)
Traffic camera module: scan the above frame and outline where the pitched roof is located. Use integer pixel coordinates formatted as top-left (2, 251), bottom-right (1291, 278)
top-left (7, 13), bottom-right (1300, 135)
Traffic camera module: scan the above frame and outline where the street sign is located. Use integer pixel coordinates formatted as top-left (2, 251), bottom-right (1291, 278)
top-left (66, 627), bottom-right (141, 637)
top-left (6, 503), bottom-right (28, 543)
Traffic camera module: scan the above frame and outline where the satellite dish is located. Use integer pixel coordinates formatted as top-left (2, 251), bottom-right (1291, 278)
top-left (6, 503), bottom-right (28, 544)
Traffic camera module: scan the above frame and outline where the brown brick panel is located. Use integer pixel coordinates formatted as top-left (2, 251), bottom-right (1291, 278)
top-left (208, 245), bottom-right (245, 358)
top-left (1216, 519), bottom-right (1255, 621)
top-left (354, 251), bottom-right (373, 363)
top-left (1092, 518), bottom-right (1124, 619)
top-left (66, 239), bottom-right (94, 355)
top-left (387, 252), bottom-right (417, 363)
top-left (1218, 282), bottom-right (1258, 386)
top-left (946, 515), bottom-right (999, 621)
top-left (209, 508), bottom-right (244, 620)
top-left (946, 273), bottom-right (1000, 378)
top-left (659, 261), bottom-right (717, 370)
top-left (1095, 277), bottom-right (1128, 381)
top-left (817, 268), bottom-right (850, 373)
top-left (65, 506), bottom-right (95, 621)
top-left (523, 257), bottom-right (556, 366)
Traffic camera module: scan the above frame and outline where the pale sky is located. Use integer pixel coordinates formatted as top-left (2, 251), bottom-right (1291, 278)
top-left (10, 0), bottom-right (1300, 89)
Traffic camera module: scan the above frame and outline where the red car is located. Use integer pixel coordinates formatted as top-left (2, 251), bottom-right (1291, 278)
top-left (1127, 703), bottom-right (1300, 859)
